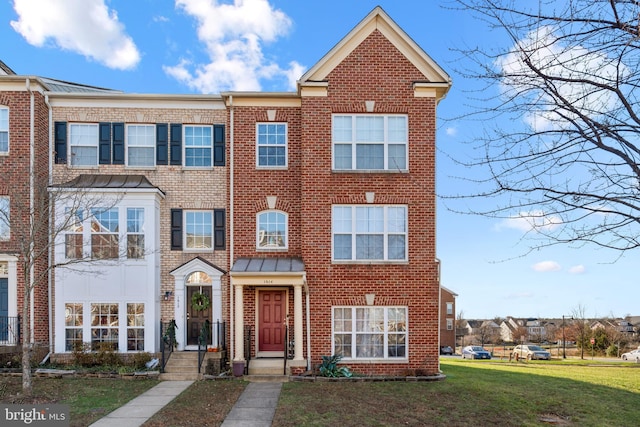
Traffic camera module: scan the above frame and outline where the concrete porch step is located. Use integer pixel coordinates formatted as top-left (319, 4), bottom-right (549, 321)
top-left (244, 374), bottom-right (289, 383)
top-left (158, 372), bottom-right (201, 381)
top-left (248, 358), bottom-right (290, 376)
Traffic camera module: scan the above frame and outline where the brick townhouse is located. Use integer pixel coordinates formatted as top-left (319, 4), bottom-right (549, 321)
top-left (0, 6), bottom-right (451, 376)
top-left (0, 63), bottom-right (50, 350)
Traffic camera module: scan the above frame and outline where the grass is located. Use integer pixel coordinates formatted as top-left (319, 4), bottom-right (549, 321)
top-left (0, 376), bottom-right (160, 427)
top-left (1, 359), bottom-right (639, 426)
top-left (272, 359), bottom-right (640, 427)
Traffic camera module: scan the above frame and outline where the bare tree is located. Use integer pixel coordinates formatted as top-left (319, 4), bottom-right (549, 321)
top-left (571, 304), bottom-right (591, 359)
top-left (448, 0), bottom-right (640, 253)
top-left (456, 311), bottom-right (467, 349)
top-left (2, 173), bottom-right (123, 396)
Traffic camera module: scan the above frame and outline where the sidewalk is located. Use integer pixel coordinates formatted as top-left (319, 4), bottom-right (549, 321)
top-left (221, 382), bottom-right (282, 427)
top-left (88, 380), bottom-right (282, 427)
top-left (89, 380), bottom-right (194, 427)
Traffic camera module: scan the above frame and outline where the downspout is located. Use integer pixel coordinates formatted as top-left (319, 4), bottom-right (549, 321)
top-left (44, 93), bottom-right (53, 361)
top-left (436, 257), bottom-right (442, 372)
top-left (228, 95), bottom-right (234, 359)
top-left (27, 78), bottom-right (35, 346)
top-left (304, 276), bottom-right (311, 371)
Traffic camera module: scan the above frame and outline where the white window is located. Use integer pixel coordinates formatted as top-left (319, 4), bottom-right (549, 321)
top-left (332, 205), bottom-right (407, 261)
top-left (91, 303), bottom-right (119, 350)
top-left (185, 210), bottom-right (213, 250)
top-left (333, 306), bottom-right (407, 359)
top-left (0, 106), bottom-right (8, 153)
top-left (446, 302), bottom-right (453, 315)
top-left (126, 208), bottom-right (144, 259)
top-left (257, 123), bottom-right (287, 167)
top-left (184, 125), bottom-right (212, 167)
top-left (65, 208), bottom-right (84, 259)
top-left (447, 319), bottom-right (454, 330)
top-left (90, 208), bottom-right (119, 259)
top-left (127, 125), bottom-right (155, 167)
top-left (0, 196), bottom-right (9, 241)
top-left (64, 303), bottom-right (83, 351)
top-left (257, 210), bottom-right (287, 249)
top-left (127, 303), bottom-right (145, 351)
top-left (69, 124), bottom-right (99, 166)
top-left (333, 115), bottom-right (407, 171)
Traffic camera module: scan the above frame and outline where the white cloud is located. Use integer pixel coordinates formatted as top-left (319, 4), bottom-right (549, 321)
top-left (165, 0), bottom-right (304, 93)
top-left (10, 0), bottom-right (140, 70)
top-left (445, 127), bottom-right (457, 136)
top-left (568, 265), bottom-right (585, 274)
top-left (496, 26), bottom-right (627, 132)
top-left (494, 210), bottom-right (562, 233)
top-left (532, 260), bottom-right (561, 272)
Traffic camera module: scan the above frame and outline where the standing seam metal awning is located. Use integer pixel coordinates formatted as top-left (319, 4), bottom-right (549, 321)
top-left (230, 257), bottom-right (306, 286)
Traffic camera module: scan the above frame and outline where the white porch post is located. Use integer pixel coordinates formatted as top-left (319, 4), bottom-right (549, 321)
top-left (234, 284), bottom-right (244, 361)
top-left (293, 284), bottom-right (304, 361)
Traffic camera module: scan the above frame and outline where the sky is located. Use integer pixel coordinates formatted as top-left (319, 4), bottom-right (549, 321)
top-left (1, 0), bottom-right (636, 320)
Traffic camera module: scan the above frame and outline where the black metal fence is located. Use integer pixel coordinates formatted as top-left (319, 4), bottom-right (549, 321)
top-left (0, 316), bottom-right (20, 344)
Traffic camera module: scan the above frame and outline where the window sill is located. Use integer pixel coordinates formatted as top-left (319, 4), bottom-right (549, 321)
top-left (331, 260), bottom-right (409, 265)
top-left (256, 166), bottom-right (288, 171)
top-left (340, 358), bottom-right (409, 364)
top-left (181, 166), bottom-right (214, 171)
top-left (332, 169), bottom-right (409, 174)
top-left (125, 166), bottom-right (157, 171)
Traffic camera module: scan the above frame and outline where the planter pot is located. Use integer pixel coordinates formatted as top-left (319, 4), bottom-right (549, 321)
top-left (232, 361), bottom-right (245, 377)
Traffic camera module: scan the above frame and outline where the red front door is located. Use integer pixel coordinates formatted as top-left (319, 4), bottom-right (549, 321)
top-left (259, 290), bottom-right (285, 352)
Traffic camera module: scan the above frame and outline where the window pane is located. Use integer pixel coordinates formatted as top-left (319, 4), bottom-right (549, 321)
top-left (333, 235), bottom-right (352, 260)
top-left (388, 144), bottom-right (406, 170)
top-left (186, 211), bottom-right (213, 249)
top-left (258, 211), bottom-right (287, 248)
top-left (257, 123), bottom-right (287, 167)
top-left (387, 117), bottom-right (407, 142)
top-left (91, 303), bottom-right (119, 351)
top-left (387, 207), bottom-right (406, 232)
top-left (185, 126), bottom-right (212, 166)
top-left (333, 116), bottom-right (352, 142)
top-left (0, 107), bottom-right (8, 153)
top-left (356, 235), bottom-right (384, 259)
top-left (356, 144), bottom-right (384, 169)
top-left (333, 206), bottom-right (352, 232)
top-left (334, 144), bottom-right (352, 169)
top-left (0, 196), bottom-right (9, 240)
top-left (69, 124), bottom-right (98, 166)
top-left (355, 116), bottom-right (384, 142)
top-left (355, 207), bottom-right (383, 232)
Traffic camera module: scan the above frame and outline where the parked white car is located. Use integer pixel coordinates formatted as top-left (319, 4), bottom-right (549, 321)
top-left (621, 349), bottom-right (640, 362)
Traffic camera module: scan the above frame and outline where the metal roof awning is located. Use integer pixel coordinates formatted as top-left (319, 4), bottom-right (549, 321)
top-left (230, 257), bottom-right (306, 286)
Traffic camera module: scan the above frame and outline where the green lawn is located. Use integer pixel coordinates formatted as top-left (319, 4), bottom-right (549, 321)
top-left (272, 359), bottom-right (640, 427)
top-left (2, 359), bottom-right (639, 426)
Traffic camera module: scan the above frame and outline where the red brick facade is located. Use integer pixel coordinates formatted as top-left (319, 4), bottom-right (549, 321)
top-left (0, 85), bottom-right (51, 346)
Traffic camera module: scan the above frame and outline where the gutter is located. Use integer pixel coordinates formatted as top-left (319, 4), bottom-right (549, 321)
top-left (44, 93), bottom-right (53, 361)
top-left (229, 95), bottom-right (234, 359)
top-left (26, 78), bottom-right (35, 346)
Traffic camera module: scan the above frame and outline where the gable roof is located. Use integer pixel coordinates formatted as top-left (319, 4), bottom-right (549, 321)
top-left (299, 6), bottom-right (451, 97)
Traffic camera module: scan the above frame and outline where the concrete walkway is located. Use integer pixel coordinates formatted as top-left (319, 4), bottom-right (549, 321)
top-left (221, 382), bottom-right (282, 427)
top-left (88, 380), bottom-right (282, 427)
top-left (89, 380), bottom-right (194, 427)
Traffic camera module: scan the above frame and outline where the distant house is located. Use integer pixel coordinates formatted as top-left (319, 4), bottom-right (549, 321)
top-left (590, 319), bottom-right (635, 336)
top-left (500, 317), bottom-right (547, 343)
top-left (440, 286), bottom-right (457, 349)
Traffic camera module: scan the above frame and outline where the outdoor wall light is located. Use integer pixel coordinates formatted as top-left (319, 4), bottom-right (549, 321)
top-left (164, 291), bottom-right (174, 301)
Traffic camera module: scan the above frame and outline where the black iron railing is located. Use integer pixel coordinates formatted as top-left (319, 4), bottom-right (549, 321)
top-left (160, 320), bottom-right (177, 373)
top-left (244, 325), bottom-right (252, 375)
top-left (197, 320), bottom-right (210, 373)
top-left (0, 316), bottom-right (21, 344)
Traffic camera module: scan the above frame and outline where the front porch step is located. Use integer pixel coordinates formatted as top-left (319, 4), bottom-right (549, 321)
top-left (247, 358), bottom-right (290, 376)
top-left (158, 372), bottom-right (201, 381)
top-left (244, 374), bottom-right (289, 383)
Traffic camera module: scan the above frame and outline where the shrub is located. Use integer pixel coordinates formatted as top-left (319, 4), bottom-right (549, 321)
top-left (318, 355), bottom-right (352, 378)
top-left (131, 352), bottom-right (153, 370)
top-left (606, 344), bottom-right (619, 357)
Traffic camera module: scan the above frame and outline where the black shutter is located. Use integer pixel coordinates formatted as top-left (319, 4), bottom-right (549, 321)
top-left (214, 209), bottom-right (225, 249)
top-left (170, 209), bottom-right (183, 250)
top-left (170, 124), bottom-right (182, 165)
top-left (112, 123), bottom-right (124, 164)
top-left (54, 122), bottom-right (67, 163)
top-left (98, 122), bottom-right (111, 164)
top-left (156, 124), bottom-right (168, 165)
top-left (213, 124), bottom-right (225, 166)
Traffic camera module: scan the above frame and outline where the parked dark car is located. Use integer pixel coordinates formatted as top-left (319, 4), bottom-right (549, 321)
top-left (461, 345), bottom-right (491, 359)
top-left (440, 345), bottom-right (454, 355)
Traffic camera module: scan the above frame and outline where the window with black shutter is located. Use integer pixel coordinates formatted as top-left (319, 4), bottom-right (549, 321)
top-left (170, 209), bottom-right (183, 250)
